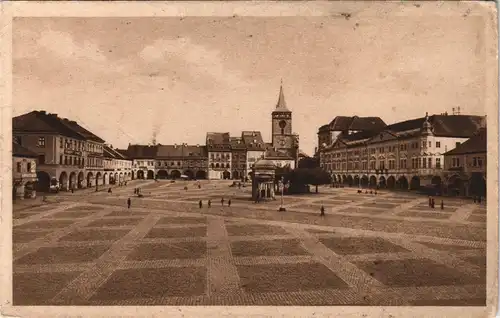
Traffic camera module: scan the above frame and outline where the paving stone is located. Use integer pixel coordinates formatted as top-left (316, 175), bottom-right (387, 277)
top-left (89, 267), bottom-right (206, 300)
top-left (354, 259), bottom-right (483, 287)
top-left (15, 220), bottom-right (75, 230)
top-left (13, 229), bottom-right (52, 243)
top-left (461, 256), bottom-right (486, 285)
top-left (65, 206), bottom-right (104, 212)
top-left (417, 241), bottom-right (483, 252)
top-left (409, 298), bottom-right (486, 306)
top-left (145, 226), bottom-right (207, 238)
top-left (106, 211), bottom-right (150, 217)
top-left (359, 202), bottom-right (398, 209)
top-left (320, 236), bottom-right (409, 255)
top-left (126, 241), bottom-right (207, 260)
top-left (399, 211), bottom-right (452, 219)
top-left (13, 271), bottom-right (82, 305)
top-left (59, 229), bottom-right (130, 241)
top-left (337, 208), bottom-right (385, 215)
top-left (85, 217), bottom-right (143, 227)
top-left (47, 211), bottom-right (94, 218)
top-left (237, 263), bottom-right (348, 293)
top-left (467, 215), bottom-right (486, 223)
top-left (156, 216), bottom-right (207, 224)
top-left (226, 224), bottom-right (288, 236)
top-left (231, 239), bottom-right (308, 257)
top-left (15, 245), bottom-right (111, 265)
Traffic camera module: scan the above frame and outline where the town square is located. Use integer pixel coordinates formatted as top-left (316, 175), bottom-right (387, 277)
top-left (13, 178), bottom-right (486, 306)
top-left (8, 4), bottom-right (495, 310)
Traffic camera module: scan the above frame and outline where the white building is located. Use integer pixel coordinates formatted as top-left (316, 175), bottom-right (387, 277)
top-left (320, 113), bottom-right (485, 190)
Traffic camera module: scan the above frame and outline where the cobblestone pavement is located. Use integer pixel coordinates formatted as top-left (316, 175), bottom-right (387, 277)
top-left (13, 180), bottom-right (487, 306)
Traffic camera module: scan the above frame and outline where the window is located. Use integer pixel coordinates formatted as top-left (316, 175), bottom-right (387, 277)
top-left (422, 157), bottom-right (427, 168)
top-left (38, 155), bottom-right (45, 164)
top-left (452, 157), bottom-right (460, 167)
top-left (37, 137), bottom-right (46, 147)
top-left (478, 158), bottom-right (483, 167)
top-left (473, 157), bottom-right (477, 167)
top-left (379, 161), bottom-right (385, 170)
top-left (428, 158), bottom-right (432, 168)
top-left (455, 142), bottom-right (461, 148)
top-left (59, 155), bottom-right (63, 164)
top-left (428, 141), bottom-right (431, 147)
top-left (16, 162), bottom-right (21, 173)
top-left (436, 141), bottom-right (441, 148)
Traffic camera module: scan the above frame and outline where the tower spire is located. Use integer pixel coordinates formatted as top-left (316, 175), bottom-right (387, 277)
top-left (275, 79), bottom-right (290, 112)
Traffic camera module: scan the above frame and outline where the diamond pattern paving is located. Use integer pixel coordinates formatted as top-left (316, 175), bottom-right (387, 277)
top-left (237, 263), bottom-right (349, 293)
top-left (12, 181), bottom-right (488, 305)
top-left (89, 267), bottom-right (206, 300)
top-left (320, 236), bottom-right (409, 255)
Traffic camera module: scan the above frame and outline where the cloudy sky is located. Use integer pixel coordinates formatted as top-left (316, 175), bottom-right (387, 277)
top-left (13, 13), bottom-right (489, 154)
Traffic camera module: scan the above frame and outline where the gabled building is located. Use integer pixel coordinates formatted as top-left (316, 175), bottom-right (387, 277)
top-left (13, 110), bottom-right (106, 192)
top-left (230, 137), bottom-right (247, 180)
top-left (206, 132), bottom-right (232, 179)
top-left (317, 116), bottom-right (387, 153)
top-left (12, 141), bottom-right (38, 200)
top-left (320, 113), bottom-right (485, 191)
top-left (443, 128), bottom-right (487, 197)
top-left (241, 131), bottom-right (266, 178)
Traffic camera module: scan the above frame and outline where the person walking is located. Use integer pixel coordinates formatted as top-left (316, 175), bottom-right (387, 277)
top-left (208, 200), bottom-right (212, 208)
top-left (320, 205), bottom-right (325, 217)
top-left (199, 200), bottom-right (203, 209)
top-left (228, 199), bottom-right (232, 207)
top-left (221, 198), bottom-right (225, 206)
top-left (127, 197), bottom-right (131, 209)
top-left (440, 200), bottom-right (444, 210)
top-left (431, 198), bottom-right (435, 209)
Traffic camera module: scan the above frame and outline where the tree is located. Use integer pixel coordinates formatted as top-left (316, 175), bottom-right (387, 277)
top-left (298, 157), bottom-right (319, 169)
top-left (308, 168), bottom-right (332, 193)
top-left (283, 167), bottom-right (331, 194)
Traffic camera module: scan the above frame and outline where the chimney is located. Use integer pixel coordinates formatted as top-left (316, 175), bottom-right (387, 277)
top-left (39, 110), bottom-right (46, 115)
top-left (174, 144), bottom-right (177, 148)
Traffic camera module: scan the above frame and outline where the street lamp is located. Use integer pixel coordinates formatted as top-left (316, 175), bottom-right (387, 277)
top-left (278, 176), bottom-right (286, 211)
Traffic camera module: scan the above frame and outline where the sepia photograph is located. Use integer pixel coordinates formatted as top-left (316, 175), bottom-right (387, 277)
top-left (1, 1), bottom-right (498, 316)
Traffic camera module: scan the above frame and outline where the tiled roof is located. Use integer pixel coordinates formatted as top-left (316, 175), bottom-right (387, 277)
top-left (13, 111), bottom-right (105, 143)
top-left (230, 137), bottom-right (246, 150)
top-left (444, 128), bottom-right (487, 155)
top-left (156, 144), bottom-right (207, 158)
top-left (104, 145), bottom-right (129, 160)
top-left (327, 116), bottom-right (386, 132)
top-left (125, 144), bottom-right (158, 159)
top-left (12, 141), bottom-right (38, 158)
top-left (13, 111), bottom-right (84, 140)
top-left (386, 115), bottom-right (484, 138)
top-left (264, 144), bottom-right (295, 160)
top-left (241, 131), bottom-right (265, 150)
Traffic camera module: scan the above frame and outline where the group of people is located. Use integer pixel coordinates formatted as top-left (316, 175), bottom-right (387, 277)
top-left (473, 196), bottom-right (483, 204)
top-left (357, 189), bottom-right (378, 195)
top-left (198, 197), bottom-right (232, 208)
top-left (429, 196), bottom-right (445, 210)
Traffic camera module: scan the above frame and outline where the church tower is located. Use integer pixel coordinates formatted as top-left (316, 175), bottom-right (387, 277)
top-left (272, 80), bottom-right (293, 150)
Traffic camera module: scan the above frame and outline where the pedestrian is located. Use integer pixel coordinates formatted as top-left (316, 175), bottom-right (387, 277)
top-left (370, 190), bottom-right (373, 194)
top-left (320, 205), bottom-right (325, 217)
top-left (228, 199), bottom-right (232, 207)
top-left (374, 190), bottom-right (377, 195)
top-left (199, 200), bottom-right (203, 208)
top-left (71, 188), bottom-right (74, 193)
top-left (221, 198), bottom-right (225, 206)
top-left (431, 198), bottom-right (435, 209)
top-left (440, 200), bottom-right (444, 210)
top-left (208, 200), bottom-right (212, 208)
top-left (198, 184), bottom-right (201, 189)
top-left (108, 188), bottom-right (112, 193)
top-left (127, 197), bottom-right (131, 209)
top-left (473, 196), bottom-right (477, 203)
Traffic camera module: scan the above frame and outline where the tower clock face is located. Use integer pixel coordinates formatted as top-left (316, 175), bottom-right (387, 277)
top-left (279, 120), bottom-right (287, 129)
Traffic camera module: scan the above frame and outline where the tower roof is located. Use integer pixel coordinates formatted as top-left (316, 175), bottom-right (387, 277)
top-left (273, 80), bottom-right (290, 113)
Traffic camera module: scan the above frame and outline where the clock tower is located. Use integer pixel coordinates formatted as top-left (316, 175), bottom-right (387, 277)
top-left (271, 81), bottom-right (294, 150)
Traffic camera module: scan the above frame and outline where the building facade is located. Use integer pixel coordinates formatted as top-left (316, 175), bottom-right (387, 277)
top-left (156, 144), bottom-right (208, 180)
top-left (319, 113), bottom-right (485, 192)
top-left (443, 128), bottom-right (487, 197)
top-left (12, 142), bottom-right (38, 200)
top-left (206, 133), bottom-right (232, 179)
top-left (230, 137), bottom-right (247, 180)
top-left (103, 145), bottom-right (133, 185)
top-left (13, 111), bottom-right (106, 192)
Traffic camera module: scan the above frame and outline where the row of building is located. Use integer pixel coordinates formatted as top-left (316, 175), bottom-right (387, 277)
top-left (12, 84), bottom-right (303, 199)
top-left (316, 113), bottom-right (487, 197)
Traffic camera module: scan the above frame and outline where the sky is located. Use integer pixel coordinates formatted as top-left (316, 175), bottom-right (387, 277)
top-left (13, 14), bottom-right (489, 155)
